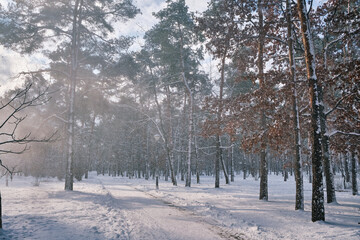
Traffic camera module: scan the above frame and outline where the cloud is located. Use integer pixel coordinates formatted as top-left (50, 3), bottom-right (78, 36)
top-left (115, 0), bottom-right (166, 37)
top-left (117, 0), bottom-right (210, 51)
top-left (186, 0), bottom-right (210, 13)
top-left (0, 47), bottom-right (46, 95)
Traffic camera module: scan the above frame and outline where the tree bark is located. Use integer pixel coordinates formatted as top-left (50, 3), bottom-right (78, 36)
top-left (220, 147), bottom-right (230, 184)
top-left (320, 32), bottom-right (336, 204)
top-left (216, 45), bottom-right (230, 187)
top-left (185, 96), bottom-right (193, 187)
top-left (164, 87), bottom-right (177, 186)
top-left (230, 144), bottom-right (235, 182)
top-left (194, 117), bottom-right (201, 184)
top-left (297, 0), bottom-right (325, 221)
top-left (85, 113), bottom-right (96, 179)
top-left (351, 150), bottom-right (358, 195)
top-left (320, 103), bottom-right (336, 203)
top-left (65, 0), bottom-right (83, 191)
top-left (258, 0), bottom-right (268, 201)
top-left (178, 31), bottom-right (194, 187)
top-left (215, 135), bottom-right (221, 188)
top-left (344, 153), bottom-right (350, 183)
top-left (286, 0), bottom-right (304, 210)
top-left (145, 124), bottom-right (150, 180)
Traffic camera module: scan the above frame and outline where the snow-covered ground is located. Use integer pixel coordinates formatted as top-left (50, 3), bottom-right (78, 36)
top-left (0, 173), bottom-right (359, 240)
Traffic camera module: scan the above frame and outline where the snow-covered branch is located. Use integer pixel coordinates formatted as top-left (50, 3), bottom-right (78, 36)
top-left (327, 131), bottom-right (360, 138)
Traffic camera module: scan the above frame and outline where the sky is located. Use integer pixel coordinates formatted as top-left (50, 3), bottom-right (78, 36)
top-left (117, 0), bottom-right (210, 50)
top-left (0, 0), bottom-right (210, 94)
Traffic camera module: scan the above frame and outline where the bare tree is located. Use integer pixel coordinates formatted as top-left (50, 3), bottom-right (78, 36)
top-left (0, 83), bottom-right (56, 155)
top-left (0, 82), bottom-right (56, 229)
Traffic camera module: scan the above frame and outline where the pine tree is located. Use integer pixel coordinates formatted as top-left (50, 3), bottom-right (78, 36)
top-left (297, 0), bottom-right (325, 222)
top-left (286, 0), bottom-right (304, 210)
top-left (145, 0), bottom-right (205, 187)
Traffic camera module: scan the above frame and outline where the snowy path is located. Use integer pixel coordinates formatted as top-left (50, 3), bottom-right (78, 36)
top-left (125, 176), bottom-right (360, 240)
top-left (0, 176), bottom-right (239, 240)
top-left (99, 178), bottom-right (234, 240)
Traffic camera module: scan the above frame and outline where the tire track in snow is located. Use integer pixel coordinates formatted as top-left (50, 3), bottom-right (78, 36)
top-left (99, 179), bottom-right (232, 240)
top-left (94, 179), bottom-right (135, 239)
top-left (97, 179), bottom-right (170, 240)
top-left (130, 185), bottom-right (246, 240)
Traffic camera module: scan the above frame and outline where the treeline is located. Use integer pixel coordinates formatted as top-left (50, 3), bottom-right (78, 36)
top-left (0, 0), bottom-right (358, 222)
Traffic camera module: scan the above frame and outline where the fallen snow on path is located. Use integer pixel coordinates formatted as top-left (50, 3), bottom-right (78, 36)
top-left (0, 173), bottom-right (359, 240)
top-left (128, 175), bottom-right (360, 240)
top-left (0, 174), bottom-right (225, 240)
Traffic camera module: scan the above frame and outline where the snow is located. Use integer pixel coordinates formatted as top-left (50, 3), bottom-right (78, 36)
top-left (0, 173), bottom-right (359, 240)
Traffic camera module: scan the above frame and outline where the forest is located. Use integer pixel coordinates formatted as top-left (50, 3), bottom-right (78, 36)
top-left (0, 0), bottom-right (358, 224)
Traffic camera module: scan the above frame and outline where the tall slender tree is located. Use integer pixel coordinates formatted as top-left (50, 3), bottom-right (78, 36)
top-left (145, 0), bottom-right (205, 187)
top-left (197, 0), bottom-right (238, 187)
top-left (297, 0), bottom-right (325, 221)
top-left (286, 0), bottom-right (304, 211)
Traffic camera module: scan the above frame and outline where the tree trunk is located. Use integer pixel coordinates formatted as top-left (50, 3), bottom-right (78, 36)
top-left (178, 32), bottom-right (193, 187)
top-left (177, 154), bottom-right (181, 180)
top-left (165, 87), bottom-right (178, 186)
top-left (286, 0), bottom-right (304, 210)
top-left (165, 158), bottom-right (169, 181)
top-left (344, 152), bottom-right (350, 183)
top-left (320, 108), bottom-right (336, 203)
top-left (155, 144), bottom-right (159, 190)
top-left (151, 72), bottom-right (177, 186)
top-left (185, 92), bottom-right (193, 187)
top-left (215, 135), bottom-right (221, 188)
top-left (216, 45), bottom-right (230, 186)
top-left (297, 0), bottom-right (325, 222)
top-left (220, 146), bottom-right (230, 185)
top-left (258, 0), bottom-right (268, 201)
top-left (320, 34), bottom-right (336, 204)
top-left (284, 169), bottom-right (288, 182)
top-left (259, 149), bottom-right (268, 200)
top-left (308, 162), bottom-right (312, 184)
top-left (339, 154), bottom-right (346, 189)
top-left (145, 125), bottom-right (149, 180)
top-left (351, 150), bottom-right (358, 195)
top-left (194, 119), bottom-right (201, 184)
top-left (65, 0), bottom-right (83, 191)
top-left (243, 159), bottom-right (247, 179)
top-left (230, 144), bottom-right (235, 182)
top-left (85, 113), bottom-right (96, 179)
